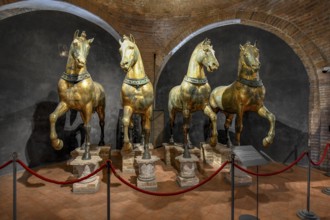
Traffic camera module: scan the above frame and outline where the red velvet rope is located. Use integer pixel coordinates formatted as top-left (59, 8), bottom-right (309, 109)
top-left (308, 143), bottom-right (330, 166)
top-left (0, 160), bottom-right (13, 170)
top-left (109, 161), bottom-right (229, 196)
top-left (16, 159), bottom-right (107, 185)
top-left (234, 151), bottom-right (307, 176)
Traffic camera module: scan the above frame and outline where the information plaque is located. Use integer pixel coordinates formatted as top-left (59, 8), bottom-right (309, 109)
top-left (233, 145), bottom-right (269, 167)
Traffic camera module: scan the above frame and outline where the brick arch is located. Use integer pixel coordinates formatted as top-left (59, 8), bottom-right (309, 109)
top-left (156, 12), bottom-right (325, 162)
top-left (0, 0), bottom-right (120, 40)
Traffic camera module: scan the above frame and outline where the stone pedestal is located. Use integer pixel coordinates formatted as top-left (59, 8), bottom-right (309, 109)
top-left (121, 150), bottom-right (136, 174)
top-left (120, 143), bottom-right (153, 174)
top-left (69, 145), bottom-right (111, 176)
top-left (176, 154), bottom-right (199, 187)
top-left (225, 164), bottom-right (252, 186)
top-left (136, 155), bottom-right (160, 189)
top-left (69, 155), bottom-right (102, 194)
top-left (163, 143), bottom-right (201, 169)
top-left (200, 143), bottom-right (232, 171)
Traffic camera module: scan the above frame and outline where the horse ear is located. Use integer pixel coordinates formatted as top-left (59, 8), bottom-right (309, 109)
top-left (88, 38), bottom-right (94, 44)
top-left (254, 40), bottom-right (258, 47)
top-left (129, 34), bottom-right (135, 43)
top-left (74, 30), bottom-right (79, 39)
top-left (119, 39), bottom-right (123, 45)
top-left (239, 44), bottom-right (244, 50)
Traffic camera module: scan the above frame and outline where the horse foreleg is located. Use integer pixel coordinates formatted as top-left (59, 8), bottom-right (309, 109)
top-left (122, 106), bottom-right (133, 152)
top-left (203, 105), bottom-right (218, 147)
top-left (142, 106), bottom-right (152, 159)
top-left (96, 104), bottom-right (105, 146)
top-left (257, 106), bottom-right (276, 147)
top-left (235, 109), bottom-right (244, 146)
top-left (182, 109), bottom-right (191, 158)
top-left (168, 103), bottom-right (176, 144)
top-left (224, 112), bottom-right (234, 147)
top-left (49, 102), bottom-right (69, 150)
top-left (81, 103), bottom-right (93, 160)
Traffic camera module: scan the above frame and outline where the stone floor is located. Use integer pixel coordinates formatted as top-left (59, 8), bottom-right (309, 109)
top-left (0, 147), bottom-right (329, 220)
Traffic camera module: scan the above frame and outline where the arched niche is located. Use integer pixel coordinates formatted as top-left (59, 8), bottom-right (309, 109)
top-left (0, 2), bottom-right (123, 174)
top-left (156, 24), bottom-right (309, 163)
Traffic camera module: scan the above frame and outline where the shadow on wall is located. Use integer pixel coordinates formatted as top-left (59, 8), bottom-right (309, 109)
top-left (18, 92), bottom-right (85, 187)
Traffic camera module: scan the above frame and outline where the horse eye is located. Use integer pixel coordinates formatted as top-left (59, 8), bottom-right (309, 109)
top-left (204, 49), bottom-right (209, 53)
top-left (129, 46), bottom-right (134, 50)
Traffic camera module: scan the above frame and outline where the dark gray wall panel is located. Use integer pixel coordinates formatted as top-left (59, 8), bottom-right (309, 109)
top-left (156, 24), bottom-right (309, 163)
top-left (0, 11), bottom-right (123, 175)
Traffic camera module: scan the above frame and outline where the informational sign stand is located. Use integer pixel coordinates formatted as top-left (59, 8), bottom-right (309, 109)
top-left (231, 145), bottom-right (269, 220)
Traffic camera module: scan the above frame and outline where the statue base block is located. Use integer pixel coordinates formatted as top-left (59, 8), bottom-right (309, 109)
top-left (200, 143), bottom-right (230, 171)
top-left (176, 154), bottom-right (199, 187)
top-left (121, 150), bottom-right (136, 174)
top-left (176, 175), bottom-right (199, 188)
top-left (163, 143), bottom-right (201, 171)
top-left (72, 176), bottom-right (100, 194)
top-left (69, 145), bottom-right (111, 176)
top-left (136, 155), bottom-right (160, 190)
top-left (225, 166), bottom-right (252, 186)
top-left (69, 155), bottom-right (102, 194)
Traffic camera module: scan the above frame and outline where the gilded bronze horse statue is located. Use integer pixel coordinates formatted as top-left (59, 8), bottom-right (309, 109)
top-left (49, 30), bottom-right (106, 160)
top-left (119, 35), bottom-right (154, 159)
top-left (209, 42), bottom-right (275, 147)
top-left (168, 39), bottom-right (219, 158)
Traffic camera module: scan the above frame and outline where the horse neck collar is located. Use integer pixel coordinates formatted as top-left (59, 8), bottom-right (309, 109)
top-left (124, 75), bottom-right (150, 88)
top-left (61, 71), bottom-right (91, 83)
top-left (237, 77), bottom-right (263, 87)
top-left (184, 75), bottom-right (208, 85)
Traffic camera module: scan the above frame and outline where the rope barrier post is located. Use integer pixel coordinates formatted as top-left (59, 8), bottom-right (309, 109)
top-left (12, 152), bottom-right (17, 220)
top-left (230, 152), bottom-right (235, 220)
top-left (296, 148), bottom-right (320, 220)
top-left (107, 160), bottom-right (111, 220)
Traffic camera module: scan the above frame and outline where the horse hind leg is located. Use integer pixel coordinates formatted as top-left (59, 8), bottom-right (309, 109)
top-left (168, 104), bottom-right (176, 144)
top-left (141, 106), bottom-right (152, 159)
top-left (96, 102), bottom-right (105, 146)
top-left (224, 112), bottom-right (234, 147)
top-left (257, 106), bottom-right (276, 147)
top-left (49, 102), bottom-right (69, 150)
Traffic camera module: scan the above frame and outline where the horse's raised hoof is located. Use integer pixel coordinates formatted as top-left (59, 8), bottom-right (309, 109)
top-left (51, 139), bottom-right (63, 150)
top-left (262, 137), bottom-right (273, 147)
top-left (122, 142), bottom-right (133, 154)
top-left (98, 140), bottom-right (105, 146)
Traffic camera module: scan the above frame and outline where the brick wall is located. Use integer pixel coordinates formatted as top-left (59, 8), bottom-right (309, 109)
top-left (1, 0), bottom-right (329, 169)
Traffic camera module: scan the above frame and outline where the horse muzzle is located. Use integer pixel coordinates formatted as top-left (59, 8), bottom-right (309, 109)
top-left (120, 61), bottom-right (131, 72)
top-left (207, 62), bottom-right (219, 72)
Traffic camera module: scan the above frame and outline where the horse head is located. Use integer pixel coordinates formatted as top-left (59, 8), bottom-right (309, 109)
top-left (69, 30), bottom-right (94, 68)
top-left (196, 38), bottom-right (219, 72)
top-left (239, 41), bottom-right (260, 71)
top-left (119, 34), bottom-right (139, 72)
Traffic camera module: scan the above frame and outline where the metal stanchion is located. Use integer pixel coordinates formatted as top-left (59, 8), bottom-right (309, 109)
top-left (12, 152), bottom-right (17, 220)
top-left (107, 160), bottom-right (111, 220)
top-left (231, 152), bottom-right (235, 220)
top-left (296, 149), bottom-right (320, 220)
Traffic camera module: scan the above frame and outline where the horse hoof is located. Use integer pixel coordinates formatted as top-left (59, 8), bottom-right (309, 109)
top-left (98, 141), bottom-right (105, 146)
top-left (262, 137), bottom-right (272, 147)
top-left (122, 143), bottom-right (133, 153)
top-left (209, 137), bottom-right (217, 147)
top-left (52, 139), bottom-right (63, 150)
